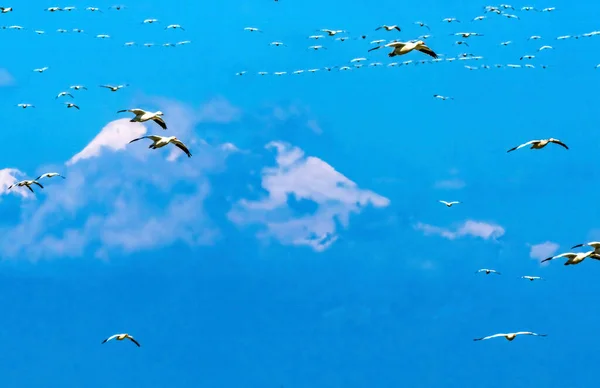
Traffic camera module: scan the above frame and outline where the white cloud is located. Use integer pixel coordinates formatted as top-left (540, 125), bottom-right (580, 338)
top-left (66, 119), bottom-right (147, 166)
top-left (434, 178), bottom-right (465, 190)
top-left (529, 241), bottom-right (559, 261)
top-left (0, 168), bottom-right (29, 198)
top-left (0, 69), bottom-right (15, 87)
top-left (414, 220), bottom-right (505, 241)
top-left (228, 141), bottom-right (390, 251)
top-left (2, 99), bottom-right (238, 260)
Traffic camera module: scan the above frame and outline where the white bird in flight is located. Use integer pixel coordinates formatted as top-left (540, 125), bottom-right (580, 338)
top-left (507, 138), bottom-right (568, 152)
top-left (414, 21), bottom-right (430, 30)
top-left (475, 269), bottom-right (500, 275)
top-left (439, 200), bottom-right (460, 207)
top-left (541, 250), bottom-right (600, 265)
top-left (96, 34), bottom-right (110, 39)
top-left (0, 7), bottom-right (12, 13)
top-left (368, 40), bottom-right (437, 58)
top-left (56, 91), bottom-right (74, 99)
top-left (433, 94), bottom-right (453, 100)
top-left (17, 103), bottom-right (34, 109)
top-left (33, 67), bottom-right (49, 73)
top-left (244, 27), bottom-right (262, 32)
top-left (36, 172), bottom-right (65, 181)
top-left (442, 17), bottom-right (460, 23)
top-left (520, 276), bottom-right (543, 281)
top-left (538, 45), bottom-right (553, 51)
top-left (70, 85), bottom-right (87, 91)
top-left (102, 333), bottom-right (140, 347)
top-left (7, 179), bottom-right (44, 193)
top-left (320, 29), bottom-right (345, 36)
top-left (165, 24), bottom-right (185, 31)
top-left (375, 25), bottom-right (401, 32)
top-left (86, 7), bottom-right (102, 12)
top-left (45, 6), bottom-right (62, 12)
top-left (100, 84), bottom-right (128, 92)
top-left (129, 135), bottom-right (192, 157)
top-left (65, 102), bottom-right (80, 110)
top-left (142, 18), bottom-right (159, 24)
top-left (308, 45), bottom-right (326, 50)
top-left (474, 332), bottom-right (546, 342)
top-left (118, 109), bottom-right (167, 129)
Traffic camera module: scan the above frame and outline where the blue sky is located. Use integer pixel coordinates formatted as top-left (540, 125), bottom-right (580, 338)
top-left (1, 0), bottom-right (599, 386)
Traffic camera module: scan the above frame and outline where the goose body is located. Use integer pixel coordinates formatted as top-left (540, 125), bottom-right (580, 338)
top-left (474, 332), bottom-right (546, 342)
top-left (541, 250), bottom-right (600, 265)
top-left (102, 333), bottom-right (140, 347)
top-left (100, 84), bottom-right (128, 92)
top-left (7, 180), bottom-right (44, 193)
top-left (507, 138), bottom-right (568, 152)
top-left (368, 40), bottom-right (437, 58)
top-left (476, 268), bottom-right (500, 275)
top-left (520, 276), bottom-right (543, 281)
top-left (128, 135), bottom-right (191, 157)
top-left (375, 25), bottom-right (401, 31)
top-left (118, 109), bottom-right (167, 129)
top-left (439, 200), bottom-right (460, 207)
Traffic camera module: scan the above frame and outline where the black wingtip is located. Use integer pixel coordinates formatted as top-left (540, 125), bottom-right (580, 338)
top-left (571, 244), bottom-right (583, 249)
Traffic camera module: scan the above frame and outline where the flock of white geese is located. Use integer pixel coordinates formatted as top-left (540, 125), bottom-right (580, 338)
top-left (2, 3), bottom-right (597, 346)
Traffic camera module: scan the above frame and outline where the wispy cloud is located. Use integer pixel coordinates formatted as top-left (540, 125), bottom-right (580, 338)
top-left (228, 141), bottom-right (390, 251)
top-left (434, 178), bottom-right (466, 190)
top-left (0, 168), bottom-right (28, 198)
top-left (414, 220), bottom-right (505, 241)
top-left (0, 68), bottom-right (15, 87)
top-left (66, 119), bottom-right (147, 166)
top-left (529, 241), bottom-right (559, 261)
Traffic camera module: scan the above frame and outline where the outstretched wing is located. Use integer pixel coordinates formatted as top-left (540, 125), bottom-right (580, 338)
top-left (416, 44), bottom-right (438, 58)
top-left (172, 140), bottom-right (192, 158)
top-left (550, 139), bottom-right (569, 150)
top-left (128, 136), bottom-right (151, 144)
top-left (32, 181), bottom-right (44, 189)
top-left (507, 140), bottom-right (536, 153)
top-left (515, 331), bottom-right (546, 337)
top-left (368, 45), bottom-right (384, 52)
top-left (128, 337), bottom-right (141, 347)
top-left (153, 117), bottom-right (167, 130)
top-left (102, 334), bottom-right (119, 344)
top-left (474, 333), bottom-right (505, 341)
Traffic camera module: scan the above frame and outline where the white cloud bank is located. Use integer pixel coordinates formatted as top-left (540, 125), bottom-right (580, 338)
top-left (414, 220), bottom-right (505, 241)
top-left (1, 99), bottom-right (388, 259)
top-left (228, 141), bottom-right (390, 251)
top-left (529, 241), bottom-right (559, 261)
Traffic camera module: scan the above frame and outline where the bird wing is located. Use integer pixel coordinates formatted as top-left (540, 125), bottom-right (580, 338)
top-left (474, 333), bottom-right (505, 341)
top-left (507, 140), bottom-right (536, 152)
top-left (153, 117), bottom-right (167, 130)
top-left (128, 135), bottom-right (152, 144)
top-left (375, 26), bottom-right (382, 30)
top-left (26, 185), bottom-right (34, 193)
top-left (449, 201), bottom-right (460, 205)
top-left (172, 140), bottom-right (192, 157)
top-left (32, 181), bottom-right (44, 188)
top-left (550, 139), bottom-right (569, 149)
top-left (439, 200), bottom-right (450, 205)
top-left (102, 334), bottom-right (119, 344)
top-left (367, 45), bottom-right (384, 52)
top-left (416, 44), bottom-right (438, 58)
top-left (100, 85), bottom-right (114, 89)
top-left (73, 104), bottom-right (80, 110)
top-left (35, 173), bottom-right (49, 180)
top-left (394, 26), bottom-right (401, 31)
top-left (515, 331), bottom-right (546, 337)
top-left (127, 336), bottom-right (141, 347)
top-left (590, 254), bottom-right (600, 260)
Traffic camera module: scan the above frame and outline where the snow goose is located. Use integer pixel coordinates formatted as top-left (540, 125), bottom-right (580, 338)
top-left (454, 40), bottom-right (469, 47)
top-left (475, 269), bottom-right (500, 275)
top-left (308, 35), bottom-right (324, 40)
top-left (72, 28), bottom-right (84, 33)
top-left (528, 35), bottom-right (542, 40)
top-left (375, 25), bottom-right (401, 31)
top-left (142, 18), bottom-right (159, 24)
top-left (65, 102), bottom-right (79, 109)
top-left (17, 103), bottom-right (34, 109)
top-left (442, 17), bottom-right (460, 23)
top-left (542, 7), bottom-right (556, 12)
top-left (257, 71), bottom-right (268, 76)
top-left (556, 35), bottom-right (572, 40)
top-left (370, 39), bottom-right (386, 45)
top-left (33, 67), bottom-right (49, 73)
top-left (507, 138), bottom-right (568, 152)
top-left (520, 54), bottom-right (535, 60)
top-left (503, 14), bottom-right (520, 19)
top-left (45, 6), bottom-right (62, 12)
top-left (8, 179), bottom-right (43, 193)
top-left (34, 30), bottom-right (45, 34)
top-left (244, 27), bottom-right (262, 32)
top-left (500, 41), bottom-right (512, 46)
top-left (235, 71), bottom-right (247, 76)
top-left (324, 66), bottom-right (338, 71)
top-left (521, 6), bottom-right (538, 11)
top-left (101, 334), bottom-right (140, 347)
top-left (538, 45), bottom-right (553, 51)
top-left (0, 7), bottom-right (12, 12)
top-left (454, 32), bottom-right (483, 38)
top-left (86, 7), bottom-right (102, 12)
top-left (519, 276), bottom-right (544, 281)
top-left (269, 41), bottom-right (285, 47)
top-left (129, 135), bottom-right (191, 157)
top-left (118, 109), bottom-right (166, 129)
top-left (70, 85), bottom-right (87, 91)
top-left (335, 36), bottom-right (350, 42)
top-left (308, 45), bottom-right (326, 50)
top-left (63, 6), bottom-right (76, 11)
top-left (499, 4), bottom-right (514, 9)
top-left (176, 40), bottom-right (191, 45)
top-left (5, 25), bottom-right (24, 30)
top-left (414, 21), bottom-right (430, 30)
top-left (472, 16), bottom-right (486, 21)
top-left (541, 250), bottom-right (600, 265)
top-left (124, 41), bottom-right (136, 46)
top-left (100, 84), bottom-right (128, 92)
top-left (338, 66), bottom-right (351, 71)
top-left (56, 91), bottom-right (73, 99)
top-left (96, 34), bottom-right (110, 39)
top-left (439, 200), bottom-right (460, 207)
top-left (320, 29), bottom-right (345, 36)
top-left (571, 242), bottom-right (600, 254)
top-left (433, 94), bottom-right (453, 100)
top-left (36, 172), bottom-right (65, 181)
top-left (110, 5), bottom-right (126, 10)
top-left (474, 332), bottom-right (546, 342)
top-left (274, 71), bottom-right (287, 76)
top-left (56, 29), bottom-right (68, 34)
top-left (368, 40), bottom-right (437, 58)
top-left (165, 24), bottom-right (185, 31)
